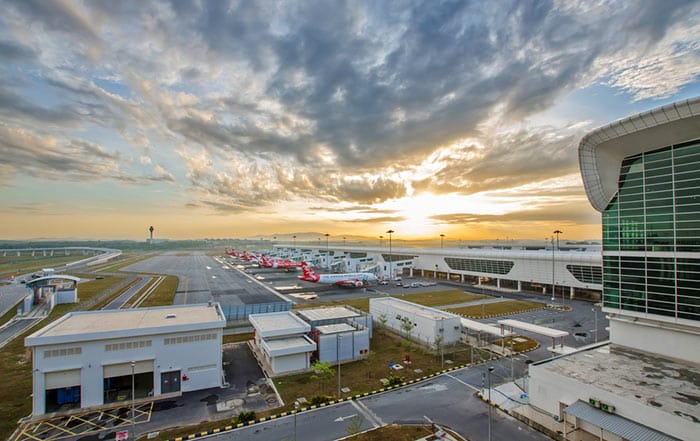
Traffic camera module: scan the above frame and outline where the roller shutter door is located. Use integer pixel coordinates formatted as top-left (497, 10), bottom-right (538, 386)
top-left (103, 360), bottom-right (153, 378)
top-left (45, 369), bottom-right (81, 389)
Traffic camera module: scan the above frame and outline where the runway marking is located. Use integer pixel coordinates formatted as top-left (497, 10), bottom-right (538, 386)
top-left (444, 373), bottom-right (480, 392)
top-left (350, 400), bottom-right (384, 428)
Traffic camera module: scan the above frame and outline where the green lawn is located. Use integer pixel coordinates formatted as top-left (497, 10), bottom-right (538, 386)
top-left (391, 289), bottom-right (488, 307)
top-left (136, 275), bottom-right (179, 308)
top-left (0, 255), bottom-right (83, 277)
top-left (447, 300), bottom-right (546, 318)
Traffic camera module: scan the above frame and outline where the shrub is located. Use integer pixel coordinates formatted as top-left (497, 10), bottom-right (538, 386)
top-left (387, 375), bottom-right (404, 386)
top-left (309, 395), bottom-right (333, 406)
top-left (236, 411), bottom-right (256, 424)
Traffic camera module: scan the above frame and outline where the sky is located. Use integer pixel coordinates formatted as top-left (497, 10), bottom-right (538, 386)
top-left (1, 0), bottom-right (699, 242)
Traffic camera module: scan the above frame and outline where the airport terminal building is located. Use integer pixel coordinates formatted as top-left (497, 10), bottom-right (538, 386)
top-left (526, 97), bottom-right (700, 441)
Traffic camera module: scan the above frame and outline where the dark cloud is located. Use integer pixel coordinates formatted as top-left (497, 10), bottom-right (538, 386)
top-left (0, 39), bottom-right (38, 62)
top-left (413, 128), bottom-right (581, 196)
top-left (0, 124), bottom-right (174, 185)
top-left (0, 0), bottom-right (697, 210)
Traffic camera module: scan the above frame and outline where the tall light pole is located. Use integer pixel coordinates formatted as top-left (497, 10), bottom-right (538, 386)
top-left (551, 236), bottom-right (556, 303)
top-left (343, 236), bottom-right (346, 246)
top-left (487, 366), bottom-right (494, 441)
top-left (553, 229), bottom-right (563, 250)
top-left (325, 233), bottom-right (330, 269)
top-left (131, 361), bottom-right (136, 439)
top-left (293, 235), bottom-right (296, 248)
top-left (440, 233), bottom-right (445, 248)
top-left (379, 235), bottom-right (383, 248)
top-left (593, 304), bottom-right (599, 343)
top-left (386, 230), bottom-right (394, 280)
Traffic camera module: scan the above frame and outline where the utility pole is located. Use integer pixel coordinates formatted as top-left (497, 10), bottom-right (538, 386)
top-left (440, 233), bottom-right (445, 248)
top-left (550, 236), bottom-right (555, 303)
top-left (325, 233), bottom-right (330, 269)
top-left (337, 333), bottom-right (342, 398)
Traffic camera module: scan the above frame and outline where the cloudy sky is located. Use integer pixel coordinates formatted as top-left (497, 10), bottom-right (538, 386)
top-left (1, 0), bottom-right (699, 241)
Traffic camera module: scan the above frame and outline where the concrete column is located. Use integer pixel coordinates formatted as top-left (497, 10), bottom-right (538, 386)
top-left (409, 268), bottom-right (414, 277)
top-left (517, 280), bottom-right (522, 291)
top-left (570, 286), bottom-right (575, 299)
top-left (477, 277), bottom-right (482, 286)
top-left (496, 279), bottom-right (501, 288)
top-left (542, 285), bottom-right (546, 294)
top-left (460, 274), bottom-right (464, 283)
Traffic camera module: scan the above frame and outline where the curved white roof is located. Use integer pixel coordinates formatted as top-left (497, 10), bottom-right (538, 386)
top-left (578, 96), bottom-right (700, 212)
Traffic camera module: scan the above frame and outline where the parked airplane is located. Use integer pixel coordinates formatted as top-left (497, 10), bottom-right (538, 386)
top-left (225, 248), bottom-right (239, 257)
top-left (260, 255), bottom-right (304, 270)
top-left (298, 262), bottom-right (377, 288)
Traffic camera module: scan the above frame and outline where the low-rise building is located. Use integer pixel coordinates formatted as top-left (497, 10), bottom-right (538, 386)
top-left (25, 303), bottom-right (225, 417)
top-left (248, 311), bottom-right (316, 374)
top-left (369, 297), bottom-right (462, 348)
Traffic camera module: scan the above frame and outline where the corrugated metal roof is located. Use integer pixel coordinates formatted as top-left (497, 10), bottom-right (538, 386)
top-left (564, 400), bottom-right (680, 441)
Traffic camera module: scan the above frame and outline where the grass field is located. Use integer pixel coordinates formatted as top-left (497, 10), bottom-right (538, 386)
top-left (292, 289), bottom-right (490, 315)
top-left (273, 327), bottom-right (474, 407)
top-left (0, 255), bottom-right (83, 277)
top-left (92, 252), bottom-right (157, 273)
top-left (0, 275), bottom-right (124, 440)
top-left (137, 275), bottom-right (179, 308)
top-left (391, 289), bottom-right (488, 307)
top-left (223, 332), bottom-right (254, 345)
top-left (447, 300), bottom-right (546, 318)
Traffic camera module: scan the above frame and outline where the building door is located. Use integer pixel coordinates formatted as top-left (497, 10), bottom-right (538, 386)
top-left (161, 370), bottom-right (181, 394)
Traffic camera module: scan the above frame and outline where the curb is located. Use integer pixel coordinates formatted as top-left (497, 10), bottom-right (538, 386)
top-left (476, 391), bottom-right (514, 417)
top-left (165, 360), bottom-right (490, 441)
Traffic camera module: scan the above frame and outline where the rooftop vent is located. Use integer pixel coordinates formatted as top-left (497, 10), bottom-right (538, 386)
top-left (165, 314), bottom-right (177, 319)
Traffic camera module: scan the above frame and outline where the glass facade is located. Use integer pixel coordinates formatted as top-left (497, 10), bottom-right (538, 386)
top-left (444, 257), bottom-right (514, 275)
top-left (602, 139), bottom-right (700, 322)
top-left (566, 265), bottom-right (602, 285)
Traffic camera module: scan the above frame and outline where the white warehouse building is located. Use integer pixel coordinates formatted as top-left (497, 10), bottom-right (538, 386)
top-left (248, 311), bottom-right (317, 375)
top-left (25, 303), bottom-right (225, 417)
top-left (369, 297), bottom-right (462, 348)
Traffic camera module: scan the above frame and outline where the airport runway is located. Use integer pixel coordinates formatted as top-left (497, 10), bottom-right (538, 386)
top-left (122, 252), bottom-right (284, 307)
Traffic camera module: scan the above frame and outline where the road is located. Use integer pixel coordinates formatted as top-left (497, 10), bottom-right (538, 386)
top-left (103, 276), bottom-right (152, 309)
top-left (202, 361), bottom-right (548, 441)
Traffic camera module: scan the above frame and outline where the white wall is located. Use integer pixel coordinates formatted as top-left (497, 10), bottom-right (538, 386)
top-left (272, 353), bottom-right (308, 374)
top-left (529, 362), bottom-right (696, 441)
top-left (31, 328), bottom-right (222, 416)
top-left (318, 330), bottom-right (369, 363)
top-left (609, 315), bottom-right (700, 364)
top-left (370, 299), bottom-right (461, 348)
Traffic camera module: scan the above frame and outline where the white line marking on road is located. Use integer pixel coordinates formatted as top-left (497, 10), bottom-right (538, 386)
top-left (444, 373), bottom-right (480, 392)
top-left (351, 400), bottom-right (384, 428)
top-left (334, 413), bottom-right (358, 423)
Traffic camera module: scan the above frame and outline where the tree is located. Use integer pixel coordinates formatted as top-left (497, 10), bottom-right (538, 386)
top-left (400, 317), bottom-right (414, 349)
top-left (434, 331), bottom-right (445, 368)
top-left (310, 361), bottom-right (334, 395)
top-left (377, 312), bottom-right (388, 330)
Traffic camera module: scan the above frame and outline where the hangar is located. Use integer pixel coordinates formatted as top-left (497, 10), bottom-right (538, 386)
top-left (25, 303), bottom-right (225, 417)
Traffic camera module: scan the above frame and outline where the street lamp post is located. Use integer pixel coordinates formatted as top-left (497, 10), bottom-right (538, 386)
top-left (487, 366), bottom-right (494, 441)
top-left (343, 236), bottom-right (346, 246)
top-left (440, 233), bottom-right (445, 248)
top-left (293, 235), bottom-right (296, 248)
top-left (386, 230), bottom-right (394, 280)
top-left (131, 361), bottom-right (136, 439)
top-left (325, 233), bottom-right (330, 269)
top-left (379, 235), bottom-right (383, 248)
top-left (550, 236), bottom-right (555, 303)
